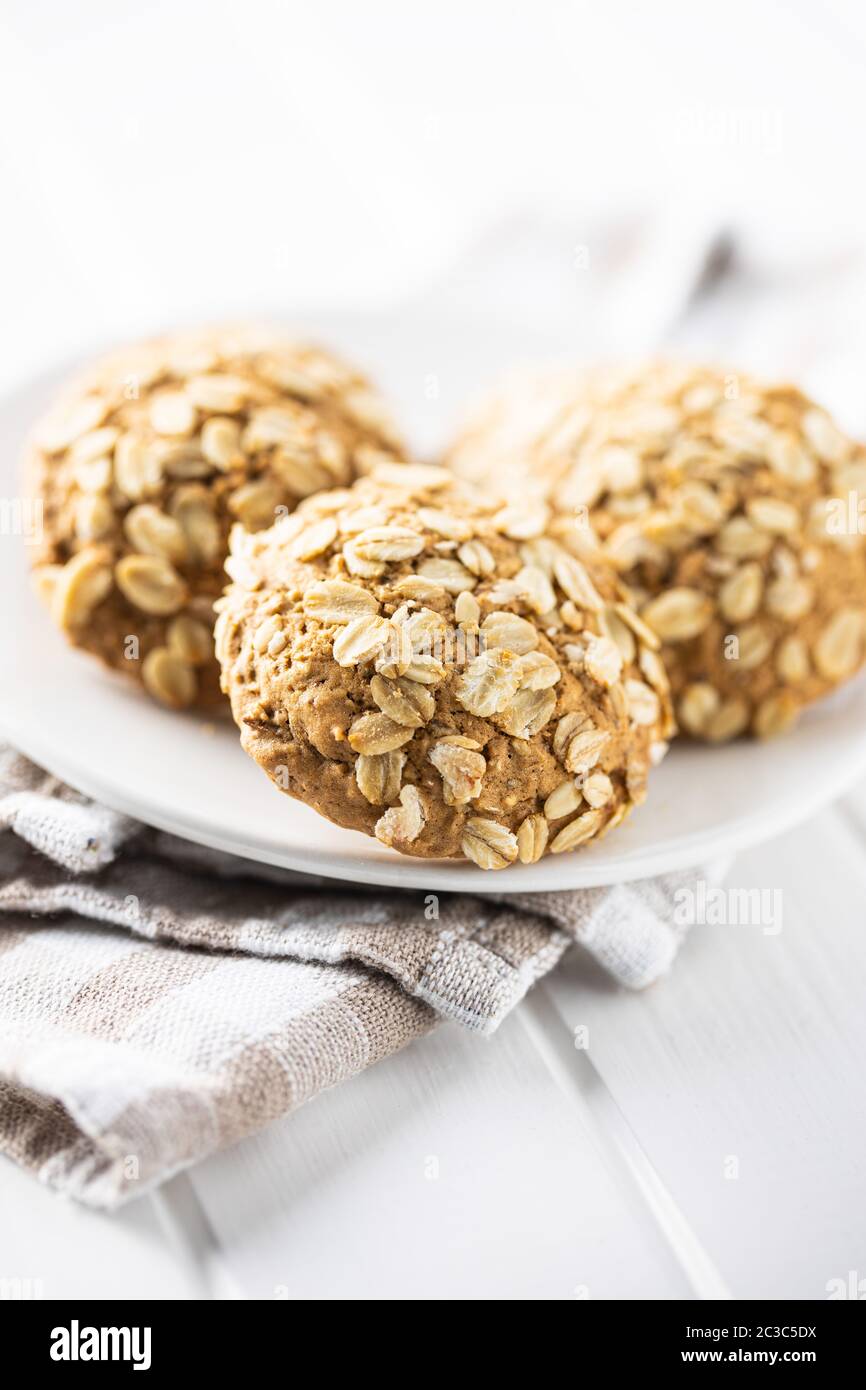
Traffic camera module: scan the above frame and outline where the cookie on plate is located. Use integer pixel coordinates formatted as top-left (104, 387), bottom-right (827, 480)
top-left (214, 463), bottom-right (673, 868)
top-left (29, 324), bottom-right (404, 710)
top-left (449, 361), bottom-right (866, 740)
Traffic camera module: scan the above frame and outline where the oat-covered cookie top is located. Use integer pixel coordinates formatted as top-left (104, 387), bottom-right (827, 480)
top-left (29, 324), bottom-right (404, 709)
top-left (450, 361), bottom-right (866, 740)
top-left (215, 464), bottom-right (673, 867)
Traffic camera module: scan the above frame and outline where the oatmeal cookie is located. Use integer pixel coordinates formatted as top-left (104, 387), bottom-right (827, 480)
top-left (449, 362), bottom-right (866, 740)
top-left (214, 463), bottom-right (673, 867)
top-left (29, 324), bottom-right (404, 710)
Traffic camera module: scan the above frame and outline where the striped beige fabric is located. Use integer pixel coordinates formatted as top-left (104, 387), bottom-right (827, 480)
top-left (0, 748), bottom-right (698, 1207)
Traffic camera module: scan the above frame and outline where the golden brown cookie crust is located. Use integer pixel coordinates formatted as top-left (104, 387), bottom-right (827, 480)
top-left (449, 362), bottom-right (866, 740)
top-left (29, 324), bottom-right (404, 710)
top-left (215, 465), bottom-right (673, 867)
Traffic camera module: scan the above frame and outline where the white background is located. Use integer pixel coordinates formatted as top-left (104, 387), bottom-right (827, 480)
top-left (2, 0), bottom-right (866, 390)
top-left (2, 0), bottom-right (866, 1301)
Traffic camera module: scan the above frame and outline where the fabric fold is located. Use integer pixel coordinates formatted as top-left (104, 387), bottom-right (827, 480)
top-left (0, 747), bottom-right (699, 1206)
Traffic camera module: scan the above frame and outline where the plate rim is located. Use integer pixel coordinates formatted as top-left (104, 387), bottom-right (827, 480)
top-left (4, 700), bottom-right (866, 893)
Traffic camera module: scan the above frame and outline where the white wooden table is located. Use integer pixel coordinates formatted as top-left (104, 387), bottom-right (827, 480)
top-left (4, 778), bottom-right (864, 1301)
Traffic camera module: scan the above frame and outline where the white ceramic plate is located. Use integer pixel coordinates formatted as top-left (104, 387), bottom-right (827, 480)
top-left (4, 310), bottom-right (866, 892)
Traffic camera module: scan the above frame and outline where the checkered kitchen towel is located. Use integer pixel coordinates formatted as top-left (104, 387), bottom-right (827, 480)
top-left (0, 747), bottom-right (699, 1208)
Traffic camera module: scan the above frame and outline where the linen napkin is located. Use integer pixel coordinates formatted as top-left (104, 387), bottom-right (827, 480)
top-left (0, 747), bottom-right (699, 1208)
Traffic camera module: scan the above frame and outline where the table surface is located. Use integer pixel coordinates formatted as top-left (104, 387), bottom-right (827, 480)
top-left (3, 774), bottom-right (864, 1301)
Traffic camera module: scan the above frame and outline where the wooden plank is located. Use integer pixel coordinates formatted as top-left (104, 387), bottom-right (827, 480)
top-left (838, 773), bottom-right (866, 840)
top-left (0, 1162), bottom-right (199, 1300)
top-left (542, 805), bottom-right (866, 1299)
top-left (189, 1006), bottom-right (696, 1301)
